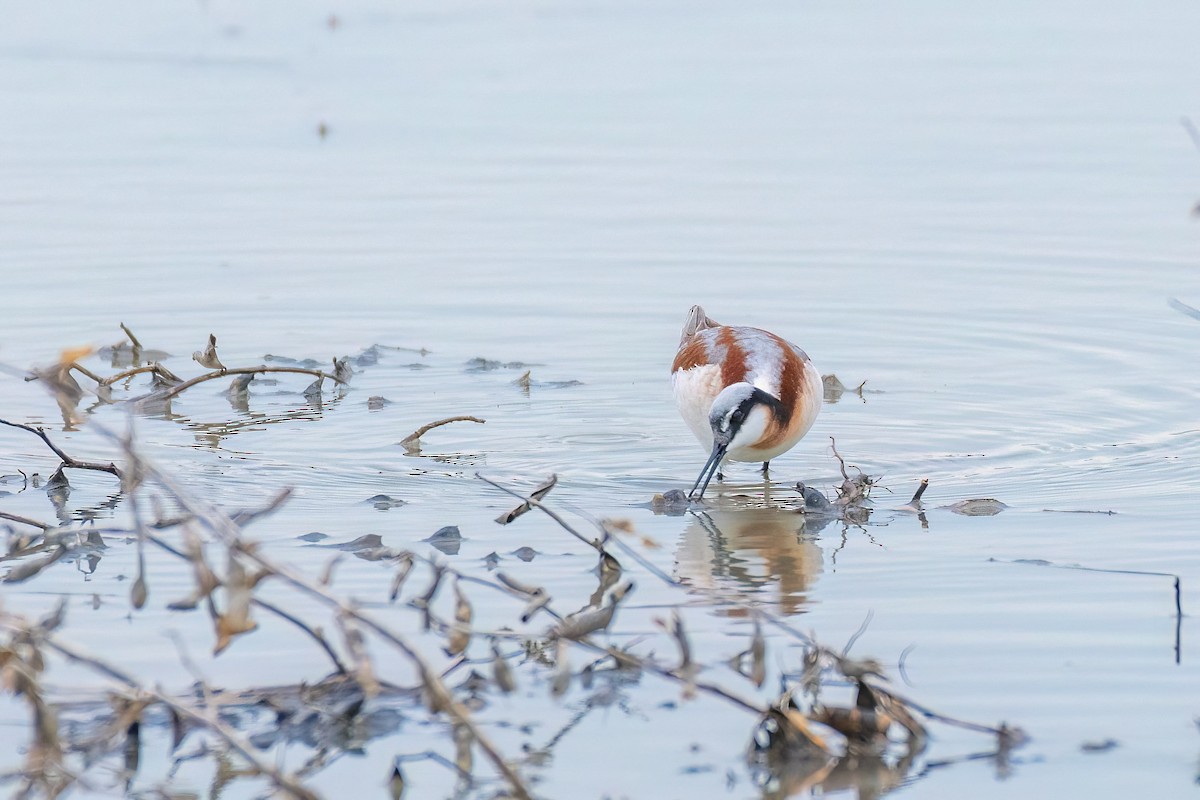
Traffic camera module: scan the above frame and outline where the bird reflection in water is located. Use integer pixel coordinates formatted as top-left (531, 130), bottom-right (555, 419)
top-left (675, 506), bottom-right (831, 615)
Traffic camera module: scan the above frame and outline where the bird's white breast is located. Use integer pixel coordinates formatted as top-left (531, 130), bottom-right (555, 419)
top-left (672, 364), bottom-right (722, 451)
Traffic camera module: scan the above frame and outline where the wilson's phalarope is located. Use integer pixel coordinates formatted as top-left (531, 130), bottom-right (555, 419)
top-left (672, 305), bottom-right (822, 498)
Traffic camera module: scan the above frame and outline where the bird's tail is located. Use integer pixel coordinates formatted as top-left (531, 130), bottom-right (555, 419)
top-left (680, 304), bottom-right (721, 346)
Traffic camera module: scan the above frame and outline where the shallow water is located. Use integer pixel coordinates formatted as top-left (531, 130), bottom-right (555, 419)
top-left (2, 1), bottom-right (1200, 797)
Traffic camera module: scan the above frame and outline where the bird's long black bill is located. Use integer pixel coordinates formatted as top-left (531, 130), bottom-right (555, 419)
top-left (689, 440), bottom-right (729, 499)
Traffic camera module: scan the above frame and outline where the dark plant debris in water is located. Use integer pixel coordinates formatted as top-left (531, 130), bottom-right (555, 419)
top-left (946, 498), bottom-right (1008, 516)
top-left (463, 357), bottom-right (542, 372)
top-left (365, 494), bottom-right (406, 510)
top-left (0, 330), bottom-right (1037, 800)
top-left (19, 325), bottom-right (359, 428)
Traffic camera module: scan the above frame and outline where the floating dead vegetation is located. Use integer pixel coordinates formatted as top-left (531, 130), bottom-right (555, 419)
top-left (821, 373), bottom-right (870, 404)
top-left (365, 493), bottom-right (407, 510)
top-left (0, 336), bottom-right (1034, 799)
top-left (512, 369), bottom-right (584, 395)
top-left (946, 498), bottom-right (1008, 516)
top-left (463, 357), bottom-right (543, 373)
top-left (20, 325), bottom-right (355, 430)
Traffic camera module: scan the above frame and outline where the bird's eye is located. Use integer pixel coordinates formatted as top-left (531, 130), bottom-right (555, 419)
top-left (730, 409), bottom-right (745, 427)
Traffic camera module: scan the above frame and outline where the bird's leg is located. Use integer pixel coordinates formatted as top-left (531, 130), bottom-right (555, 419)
top-left (761, 461), bottom-right (770, 475)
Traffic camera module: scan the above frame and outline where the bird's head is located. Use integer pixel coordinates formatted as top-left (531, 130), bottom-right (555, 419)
top-left (690, 383), bottom-right (778, 499)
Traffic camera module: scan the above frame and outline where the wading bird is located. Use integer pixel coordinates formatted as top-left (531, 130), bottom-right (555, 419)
top-left (672, 305), bottom-right (822, 498)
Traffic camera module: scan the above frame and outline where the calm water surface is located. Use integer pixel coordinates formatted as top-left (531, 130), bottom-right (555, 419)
top-left (1, 1), bottom-right (1199, 798)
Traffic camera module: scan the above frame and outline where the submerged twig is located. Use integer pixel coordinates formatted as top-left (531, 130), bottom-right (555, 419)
top-left (153, 367), bottom-right (345, 402)
top-left (401, 416), bottom-right (486, 453)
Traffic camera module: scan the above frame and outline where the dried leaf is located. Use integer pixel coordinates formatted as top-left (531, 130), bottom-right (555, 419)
top-left (453, 722), bottom-right (473, 778)
top-left (46, 467), bottom-right (70, 491)
top-left (491, 641), bottom-right (516, 694)
top-left (169, 706), bottom-right (187, 752)
top-left (60, 345), bottom-right (94, 365)
top-left (424, 525), bottom-right (463, 556)
top-left (445, 580), bottom-right (473, 655)
top-left (665, 610), bottom-right (691, 671)
top-left (551, 639), bottom-right (571, 698)
top-left (388, 762), bottom-right (405, 800)
top-left (388, 553), bottom-right (414, 601)
top-left (213, 556), bottom-right (257, 655)
top-left (520, 590), bottom-right (552, 624)
top-left (226, 373), bottom-right (255, 398)
top-left (192, 334), bottom-right (226, 370)
top-left (749, 619), bottom-right (766, 688)
top-left (37, 598), bottom-right (67, 633)
top-left (496, 572), bottom-right (541, 596)
top-left (812, 705), bottom-right (892, 741)
top-left (123, 719), bottom-right (141, 778)
top-left (131, 575), bottom-right (148, 609)
top-left (320, 554), bottom-right (343, 587)
top-left (599, 551), bottom-right (622, 578)
top-left (554, 605), bottom-right (615, 640)
top-left (340, 616), bottom-right (380, 698)
top-left (495, 475), bottom-right (557, 525)
top-left (754, 702), bottom-right (831, 758)
top-left (870, 684), bottom-right (928, 745)
top-left (946, 498), bottom-right (1008, 516)
top-left (150, 363), bottom-right (182, 388)
top-left (4, 546), bottom-right (67, 583)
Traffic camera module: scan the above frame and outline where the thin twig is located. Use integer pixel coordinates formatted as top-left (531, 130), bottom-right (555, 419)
top-left (842, 610), bottom-right (874, 656)
top-left (120, 323), bottom-right (142, 350)
top-left (97, 365), bottom-right (172, 388)
top-left (866, 680), bottom-right (1016, 738)
top-left (0, 418), bottom-right (122, 479)
top-left (254, 598), bottom-right (348, 676)
top-left (401, 417), bottom-right (486, 449)
top-left (0, 510), bottom-right (52, 531)
top-left (67, 363), bottom-right (105, 384)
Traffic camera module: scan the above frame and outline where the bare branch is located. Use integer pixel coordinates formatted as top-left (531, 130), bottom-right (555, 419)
top-left (152, 366), bottom-right (346, 402)
top-left (0, 418), bottom-right (121, 480)
top-left (119, 322), bottom-right (142, 350)
top-left (401, 416), bottom-right (485, 452)
top-left (0, 510), bottom-right (52, 531)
